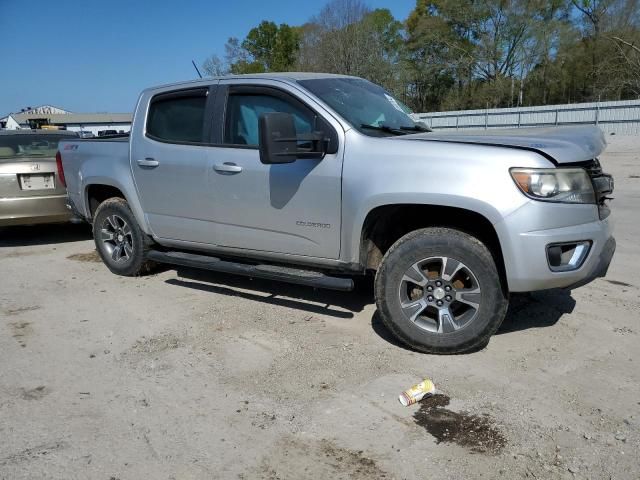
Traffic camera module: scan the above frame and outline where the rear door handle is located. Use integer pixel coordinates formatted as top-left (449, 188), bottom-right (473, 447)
top-left (213, 162), bottom-right (243, 174)
top-left (137, 158), bottom-right (159, 168)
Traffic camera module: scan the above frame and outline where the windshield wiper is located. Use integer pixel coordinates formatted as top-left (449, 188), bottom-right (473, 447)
top-left (399, 124), bottom-right (432, 133)
top-left (360, 124), bottom-right (409, 135)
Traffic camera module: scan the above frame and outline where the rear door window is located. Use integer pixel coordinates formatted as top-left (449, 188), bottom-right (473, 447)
top-left (146, 89), bottom-right (207, 144)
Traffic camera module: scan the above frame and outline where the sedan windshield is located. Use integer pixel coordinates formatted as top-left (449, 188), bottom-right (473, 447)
top-left (0, 134), bottom-right (71, 158)
top-left (298, 77), bottom-right (427, 137)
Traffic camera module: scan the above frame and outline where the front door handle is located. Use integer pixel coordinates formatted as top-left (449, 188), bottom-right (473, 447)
top-left (137, 158), bottom-right (159, 168)
top-left (213, 162), bottom-right (243, 174)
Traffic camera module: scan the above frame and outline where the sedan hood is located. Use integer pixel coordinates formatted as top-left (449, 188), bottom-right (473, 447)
top-left (398, 125), bottom-right (606, 164)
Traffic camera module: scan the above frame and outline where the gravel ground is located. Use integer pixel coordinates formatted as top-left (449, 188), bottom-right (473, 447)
top-left (1, 135), bottom-right (639, 480)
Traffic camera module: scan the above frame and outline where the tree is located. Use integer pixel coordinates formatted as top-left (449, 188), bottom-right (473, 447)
top-left (522, 1), bottom-right (573, 105)
top-left (360, 8), bottom-right (405, 92)
top-left (566, 0), bottom-right (640, 99)
top-left (200, 0), bottom-right (640, 111)
top-left (212, 22), bottom-right (302, 74)
top-left (296, 0), bottom-right (404, 96)
top-left (241, 21), bottom-right (301, 71)
top-left (225, 36), bottom-right (264, 74)
top-left (202, 54), bottom-right (226, 77)
top-left (608, 33), bottom-right (640, 94)
top-left (297, 0), bottom-right (372, 75)
top-left (404, 0), bottom-right (477, 110)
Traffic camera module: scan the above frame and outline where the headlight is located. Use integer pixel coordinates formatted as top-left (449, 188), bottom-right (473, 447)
top-left (510, 168), bottom-right (595, 204)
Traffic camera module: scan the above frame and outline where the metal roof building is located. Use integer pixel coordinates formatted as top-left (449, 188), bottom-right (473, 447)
top-left (0, 106), bottom-right (132, 135)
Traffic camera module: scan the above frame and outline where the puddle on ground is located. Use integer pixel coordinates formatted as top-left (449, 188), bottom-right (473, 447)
top-left (413, 394), bottom-right (506, 454)
top-left (67, 251), bottom-right (102, 262)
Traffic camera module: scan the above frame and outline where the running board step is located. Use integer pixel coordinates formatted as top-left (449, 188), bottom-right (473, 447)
top-left (146, 250), bottom-right (354, 291)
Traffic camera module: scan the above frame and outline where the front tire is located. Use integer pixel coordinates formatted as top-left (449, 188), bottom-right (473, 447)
top-left (92, 197), bottom-right (154, 276)
top-left (375, 227), bottom-right (508, 354)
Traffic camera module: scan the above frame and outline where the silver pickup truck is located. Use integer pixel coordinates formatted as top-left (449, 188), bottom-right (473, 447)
top-left (58, 73), bottom-right (615, 354)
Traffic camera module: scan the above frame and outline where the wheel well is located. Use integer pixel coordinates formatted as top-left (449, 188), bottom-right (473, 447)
top-left (86, 184), bottom-right (125, 218)
top-left (361, 204), bottom-right (507, 287)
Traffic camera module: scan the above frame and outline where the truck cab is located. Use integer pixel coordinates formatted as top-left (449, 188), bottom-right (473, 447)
top-left (129, 76), bottom-right (345, 260)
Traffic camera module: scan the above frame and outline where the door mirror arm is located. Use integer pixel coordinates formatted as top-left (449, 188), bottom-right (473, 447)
top-left (259, 113), bottom-right (328, 164)
top-left (292, 131), bottom-right (328, 159)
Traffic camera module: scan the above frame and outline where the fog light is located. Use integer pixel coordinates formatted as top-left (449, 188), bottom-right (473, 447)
top-left (546, 241), bottom-right (591, 272)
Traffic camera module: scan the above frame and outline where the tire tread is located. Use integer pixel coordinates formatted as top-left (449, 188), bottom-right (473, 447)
top-left (374, 227), bottom-right (508, 354)
top-left (93, 197), bottom-right (155, 276)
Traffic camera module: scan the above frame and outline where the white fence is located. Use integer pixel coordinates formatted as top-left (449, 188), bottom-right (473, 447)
top-left (415, 99), bottom-right (640, 135)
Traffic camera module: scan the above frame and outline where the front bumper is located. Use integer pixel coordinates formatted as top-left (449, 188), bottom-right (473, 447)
top-left (498, 202), bottom-right (615, 292)
top-left (564, 236), bottom-right (616, 290)
top-left (0, 194), bottom-right (72, 227)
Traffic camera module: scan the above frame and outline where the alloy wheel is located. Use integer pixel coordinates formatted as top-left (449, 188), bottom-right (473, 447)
top-left (100, 214), bottom-right (133, 263)
top-left (398, 256), bottom-right (482, 333)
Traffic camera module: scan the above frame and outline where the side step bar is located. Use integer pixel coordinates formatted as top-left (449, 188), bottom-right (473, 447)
top-left (146, 250), bottom-right (354, 291)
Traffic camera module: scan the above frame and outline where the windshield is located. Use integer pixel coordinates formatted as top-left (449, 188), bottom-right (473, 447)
top-left (0, 134), bottom-right (73, 158)
top-left (298, 77), bottom-right (424, 136)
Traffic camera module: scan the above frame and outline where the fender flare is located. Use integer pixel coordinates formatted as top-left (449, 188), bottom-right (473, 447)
top-left (82, 176), bottom-right (153, 236)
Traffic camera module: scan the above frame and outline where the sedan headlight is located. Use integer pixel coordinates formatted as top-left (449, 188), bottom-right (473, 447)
top-left (510, 168), bottom-right (595, 204)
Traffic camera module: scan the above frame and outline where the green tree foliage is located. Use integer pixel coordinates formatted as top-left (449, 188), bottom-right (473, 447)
top-left (242, 21), bottom-right (301, 72)
top-left (296, 1), bottom-right (405, 96)
top-left (202, 0), bottom-right (640, 112)
top-left (202, 23), bottom-right (300, 76)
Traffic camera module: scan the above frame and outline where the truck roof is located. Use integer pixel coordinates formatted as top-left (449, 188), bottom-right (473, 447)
top-left (143, 72), bottom-right (359, 93)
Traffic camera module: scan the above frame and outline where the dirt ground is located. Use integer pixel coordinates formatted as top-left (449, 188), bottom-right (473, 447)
top-left (1, 136), bottom-right (638, 480)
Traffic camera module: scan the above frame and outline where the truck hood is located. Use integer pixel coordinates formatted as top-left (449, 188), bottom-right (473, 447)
top-left (397, 125), bottom-right (606, 164)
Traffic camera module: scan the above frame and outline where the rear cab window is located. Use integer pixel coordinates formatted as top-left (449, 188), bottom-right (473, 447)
top-left (146, 89), bottom-right (208, 144)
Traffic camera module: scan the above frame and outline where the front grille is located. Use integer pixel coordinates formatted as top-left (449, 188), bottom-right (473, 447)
top-left (563, 159), bottom-right (612, 218)
top-left (583, 158), bottom-right (603, 177)
top-left (583, 158), bottom-right (612, 219)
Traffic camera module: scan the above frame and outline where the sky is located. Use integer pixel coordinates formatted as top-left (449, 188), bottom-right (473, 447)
top-left (0, 0), bottom-right (415, 115)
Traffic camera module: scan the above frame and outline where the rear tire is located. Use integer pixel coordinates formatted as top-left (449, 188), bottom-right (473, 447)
top-left (92, 197), bottom-right (155, 276)
top-left (374, 227), bottom-right (508, 354)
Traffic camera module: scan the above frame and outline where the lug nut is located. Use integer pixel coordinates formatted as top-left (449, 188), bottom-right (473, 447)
top-left (445, 295), bottom-right (452, 302)
top-left (445, 285), bottom-right (452, 291)
top-left (436, 300), bottom-right (443, 307)
top-left (426, 285), bottom-right (433, 292)
top-left (435, 280), bottom-right (442, 287)
top-left (427, 295), bottom-right (434, 302)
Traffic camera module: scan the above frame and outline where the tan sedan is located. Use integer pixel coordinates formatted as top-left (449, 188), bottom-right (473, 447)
top-left (0, 130), bottom-right (79, 226)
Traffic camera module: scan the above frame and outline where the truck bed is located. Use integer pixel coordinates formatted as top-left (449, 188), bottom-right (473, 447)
top-left (58, 136), bottom-right (132, 219)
